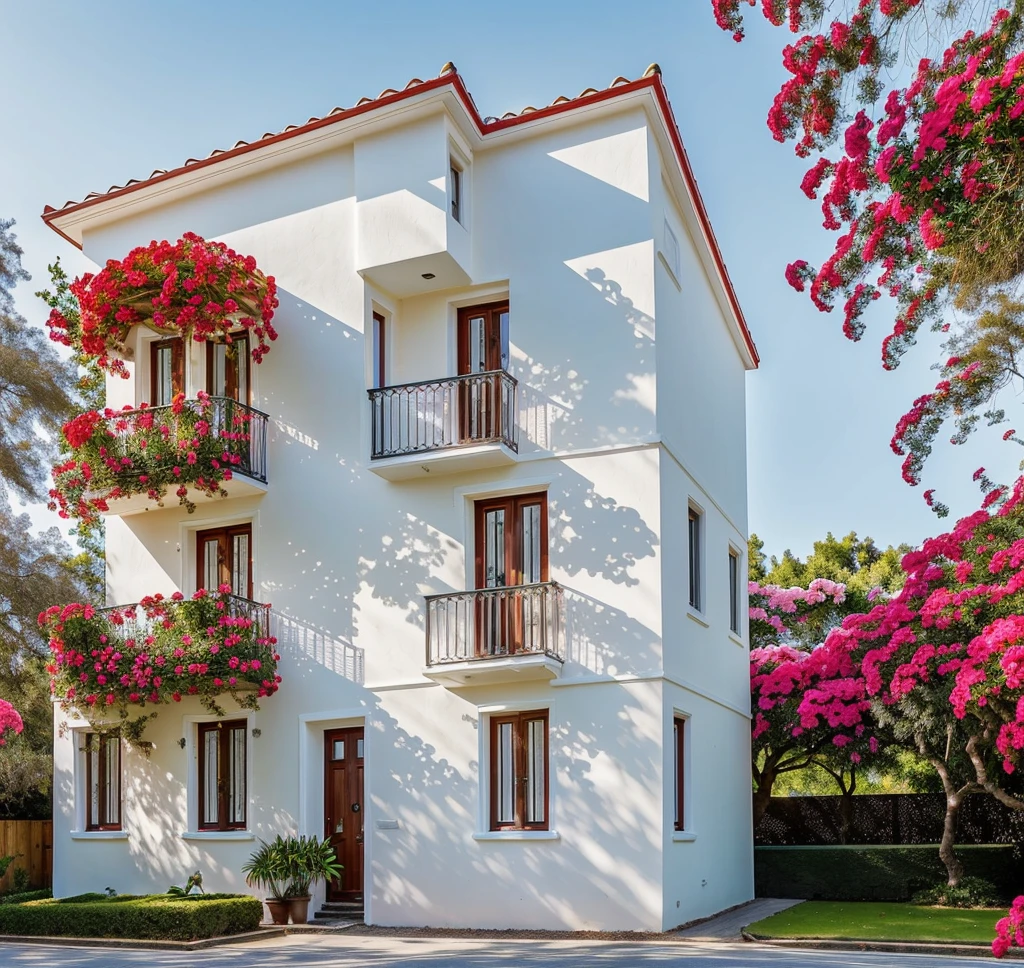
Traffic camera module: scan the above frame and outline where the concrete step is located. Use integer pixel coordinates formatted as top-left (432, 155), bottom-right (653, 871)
top-left (315, 901), bottom-right (363, 922)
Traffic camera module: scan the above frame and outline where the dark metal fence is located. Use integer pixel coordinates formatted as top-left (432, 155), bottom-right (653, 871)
top-left (756, 793), bottom-right (1024, 847)
top-left (368, 371), bottom-right (518, 460)
top-left (425, 582), bottom-right (565, 665)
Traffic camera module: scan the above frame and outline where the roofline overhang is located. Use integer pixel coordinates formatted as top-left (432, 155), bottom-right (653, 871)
top-left (42, 71), bottom-right (758, 368)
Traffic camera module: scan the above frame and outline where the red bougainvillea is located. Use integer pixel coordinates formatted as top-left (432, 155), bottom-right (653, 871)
top-left (46, 233), bottom-right (278, 377)
top-left (0, 699), bottom-right (23, 746)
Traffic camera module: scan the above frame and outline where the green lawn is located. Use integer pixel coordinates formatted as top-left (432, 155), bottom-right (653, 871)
top-left (746, 901), bottom-right (1010, 945)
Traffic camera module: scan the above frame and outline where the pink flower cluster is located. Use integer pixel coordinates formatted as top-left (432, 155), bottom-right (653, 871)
top-left (41, 588), bottom-right (281, 718)
top-left (994, 897), bottom-right (1024, 957)
top-left (0, 698), bottom-right (23, 746)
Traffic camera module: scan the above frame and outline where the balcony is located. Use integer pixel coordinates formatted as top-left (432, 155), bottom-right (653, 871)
top-left (423, 582), bottom-right (565, 686)
top-left (88, 397), bottom-right (269, 516)
top-left (368, 371), bottom-right (518, 480)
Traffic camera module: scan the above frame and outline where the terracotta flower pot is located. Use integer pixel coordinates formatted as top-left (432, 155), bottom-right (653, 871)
top-left (288, 895), bottom-right (311, 924)
top-left (266, 898), bottom-right (290, 925)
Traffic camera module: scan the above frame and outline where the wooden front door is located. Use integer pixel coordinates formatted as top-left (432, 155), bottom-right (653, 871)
top-left (457, 303), bottom-right (509, 442)
top-left (324, 727), bottom-right (364, 902)
top-left (474, 492), bottom-right (548, 655)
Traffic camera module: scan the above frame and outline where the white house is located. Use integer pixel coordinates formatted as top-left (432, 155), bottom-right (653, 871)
top-left (43, 63), bottom-right (759, 932)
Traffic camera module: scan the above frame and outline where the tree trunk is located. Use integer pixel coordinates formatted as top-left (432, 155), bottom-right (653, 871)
top-left (939, 791), bottom-right (965, 887)
top-left (752, 766), bottom-right (777, 828)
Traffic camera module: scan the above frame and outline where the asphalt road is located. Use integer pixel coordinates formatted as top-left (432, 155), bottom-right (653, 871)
top-left (0, 936), bottom-right (1002, 968)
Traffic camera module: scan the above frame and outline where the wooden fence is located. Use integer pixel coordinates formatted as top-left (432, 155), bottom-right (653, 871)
top-left (0, 821), bottom-right (52, 892)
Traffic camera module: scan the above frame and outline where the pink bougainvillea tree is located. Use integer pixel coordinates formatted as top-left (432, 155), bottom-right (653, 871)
top-left (0, 698), bottom-right (23, 746)
top-left (712, 2), bottom-right (1024, 512)
top-left (45, 233), bottom-right (279, 378)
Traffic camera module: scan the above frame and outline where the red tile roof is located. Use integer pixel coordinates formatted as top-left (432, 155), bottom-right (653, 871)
top-left (41, 64), bottom-right (758, 365)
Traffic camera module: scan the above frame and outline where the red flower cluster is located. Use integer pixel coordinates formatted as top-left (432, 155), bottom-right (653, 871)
top-left (46, 233), bottom-right (278, 377)
top-left (41, 588), bottom-right (281, 718)
top-left (49, 391), bottom-right (254, 532)
top-left (0, 698), bottom-right (23, 746)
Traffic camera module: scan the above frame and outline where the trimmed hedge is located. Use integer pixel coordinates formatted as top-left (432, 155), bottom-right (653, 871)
top-left (755, 845), bottom-right (1018, 901)
top-left (0, 892), bottom-right (262, 940)
top-left (0, 890), bottom-right (51, 905)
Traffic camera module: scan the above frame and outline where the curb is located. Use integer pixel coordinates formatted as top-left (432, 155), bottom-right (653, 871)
top-left (0, 927), bottom-right (286, 951)
top-left (741, 929), bottom-right (1024, 960)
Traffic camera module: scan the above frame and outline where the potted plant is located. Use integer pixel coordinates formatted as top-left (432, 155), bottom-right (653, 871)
top-left (282, 835), bottom-right (343, 925)
top-left (241, 836), bottom-right (291, 925)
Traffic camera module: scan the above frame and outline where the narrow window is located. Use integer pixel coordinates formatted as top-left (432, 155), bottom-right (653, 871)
top-left (490, 710), bottom-right (548, 830)
top-left (688, 508), bottom-right (702, 611)
top-left (84, 732), bottom-right (121, 831)
top-left (673, 716), bottom-right (686, 831)
top-left (450, 160), bottom-right (462, 223)
top-left (150, 337), bottom-right (185, 406)
top-left (207, 334), bottom-right (251, 404)
top-left (198, 720), bottom-right (248, 830)
top-left (371, 312), bottom-right (386, 389)
top-left (729, 549), bottom-right (741, 634)
top-left (196, 523), bottom-right (252, 598)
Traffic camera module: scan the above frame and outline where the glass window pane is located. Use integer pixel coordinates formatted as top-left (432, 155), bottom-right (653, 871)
top-left (213, 344), bottom-right (227, 397)
top-left (203, 729), bottom-right (219, 825)
top-left (497, 722), bottom-right (514, 824)
top-left (522, 504), bottom-right (541, 585)
top-left (526, 718), bottom-right (546, 824)
top-left (228, 726), bottom-right (246, 825)
top-left (104, 736), bottom-right (120, 827)
top-left (470, 316), bottom-right (485, 373)
top-left (332, 740), bottom-right (345, 761)
top-left (499, 312), bottom-right (509, 370)
top-left (485, 509), bottom-right (505, 587)
top-left (232, 533), bottom-right (249, 598)
top-left (203, 540), bottom-right (219, 593)
top-left (235, 339), bottom-right (248, 403)
top-left (87, 736), bottom-right (99, 828)
top-left (357, 738), bottom-right (364, 759)
top-left (156, 347), bottom-right (172, 405)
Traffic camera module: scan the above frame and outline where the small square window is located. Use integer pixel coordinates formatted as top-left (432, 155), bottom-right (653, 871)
top-left (450, 160), bottom-right (463, 224)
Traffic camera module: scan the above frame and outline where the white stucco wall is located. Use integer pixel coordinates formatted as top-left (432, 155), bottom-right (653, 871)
top-left (52, 92), bottom-right (753, 931)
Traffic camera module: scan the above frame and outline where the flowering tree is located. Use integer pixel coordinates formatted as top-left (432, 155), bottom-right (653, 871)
top-left (45, 233), bottom-right (279, 378)
top-left (49, 392), bottom-right (255, 534)
top-left (712, 2), bottom-right (1024, 510)
top-left (41, 587), bottom-right (281, 724)
top-left (995, 898), bottom-right (1024, 956)
top-left (0, 699), bottom-right (23, 746)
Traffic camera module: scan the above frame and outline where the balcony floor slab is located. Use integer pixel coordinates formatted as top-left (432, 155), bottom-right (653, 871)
top-left (369, 442), bottom-right (516, 481)
top-left (423, 653), bottom-right (562, 687)
top-left (90, 473), bottom-right (268, 518)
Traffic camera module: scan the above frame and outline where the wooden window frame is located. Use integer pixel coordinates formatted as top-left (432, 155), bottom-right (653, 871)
top-left (474, 492), bottom-right (548, 590)
top-left (205, 333), bottom-right (251, 405)
top-left (84, 732), bottom-right (122, 831)
top-left (197, 719), bottom-right (248, 831)
top-left (673, 716), bottom-right (687, 831)
top-left (150, 337), bottom-right (185, 405)
top-left (456, 302), bottom-right (509, 375)
top-left (371, 312), bottom-right (387, 389)
top-left (489, 710), bottom-right (549, 831)
top-left (196, 523), bottom-right (253, 599)
top-left (728, 549), bottom-right (741, 634)
top-left (688, 507), bottom-right (703, 612)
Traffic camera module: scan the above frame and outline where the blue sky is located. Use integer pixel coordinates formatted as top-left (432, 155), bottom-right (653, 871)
top-left (3, 0), bottom-right (1018, 561)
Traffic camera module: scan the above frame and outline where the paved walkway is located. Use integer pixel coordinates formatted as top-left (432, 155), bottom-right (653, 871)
top-left (676, 897), bottom-right (802, 940)
top-left (0, 935), bottom-right (1002, 967)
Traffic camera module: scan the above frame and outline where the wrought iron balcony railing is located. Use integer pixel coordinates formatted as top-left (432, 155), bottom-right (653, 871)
top-left (100, 594), bottom-right (272, 642)
top-left (103, 396), bottom-right (269, 485)
top-left (368, 370), bottom-right (518, 460)
top-left (425, 581), bottom-right (565, 666)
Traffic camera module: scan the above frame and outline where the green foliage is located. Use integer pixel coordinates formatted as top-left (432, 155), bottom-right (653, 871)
top-left (0, 855), bottom-right (13, 880)
top-left (166, 871), bottom-right (204, 896)
top-left (0, 892), bottom-right (262, 940)
top-left (755, 845), bottom-right (1017, 901)
top-left (11, 867), bottom-right (29, 894)
top-left (243, 835), bottom-right (342, 899)
top-left (0, 889), bottom-right (51, 904)
top-left (912, 877), bottom-right (1003, 908)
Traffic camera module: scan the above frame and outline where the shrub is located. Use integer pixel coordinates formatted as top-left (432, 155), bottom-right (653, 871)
top-left (912, 877), bottom-right (1004, 908)
top-left (754, 845), bottom-right (1017, 901)
top-left (0, 893), bottom-right (262, 940)
top-left (0, 890), bottom-right (51, 905)
top-left (11, 867), bottom-right (29, 894)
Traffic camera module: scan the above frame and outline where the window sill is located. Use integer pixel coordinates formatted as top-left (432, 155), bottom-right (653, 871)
top-left (472, 830), bottom-right (561, 842)
top-left (728, 632), bottom-right (745, 648)
top-left (70, 830), bottom-right (128, 841)
top-left (180, 830), bottom-right (255, 842)
top-left (672, 831), bottom-right (698, 843)
top-left (686, 609), bottom-right (709, 628)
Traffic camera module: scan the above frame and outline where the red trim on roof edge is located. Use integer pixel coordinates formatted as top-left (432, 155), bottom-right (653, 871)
top-left (41, 70), bottom-right (757, 366)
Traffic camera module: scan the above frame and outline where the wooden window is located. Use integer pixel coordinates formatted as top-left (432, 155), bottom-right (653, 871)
top-left (150, 337), bottom-right (185, 406)
top-left (196, 524), bottom-right (252, 598)
top-left (729, 549), bottom-right (741, 634)
top-left (489, 710), bottom-right (548, 830)
top-left (457, 303), bottom-right (508, 375)
top-left (198, 720), bottom-right (248, 830)
top-left (206, 334), bottom-right (251, 404)
top-left (84, 732), bottom-right (121, 831)
top-left (688, 508), bottom-right (702, 611)
top-left (673, 716), bottom-right (686, 831)
top-left (450, 160), bottom-right (462, 223)
top-left (474, 492), bottom-right (548, 590)
top-left (371, 312), bottom-right (386, 389)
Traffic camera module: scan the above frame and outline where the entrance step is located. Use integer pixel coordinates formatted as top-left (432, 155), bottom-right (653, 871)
top-left (315, 900), bottom-right (364, 923)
